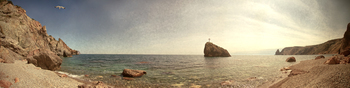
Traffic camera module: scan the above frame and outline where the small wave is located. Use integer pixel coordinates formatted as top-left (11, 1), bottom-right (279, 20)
top-left (56, 71), bottom-right (84, 78)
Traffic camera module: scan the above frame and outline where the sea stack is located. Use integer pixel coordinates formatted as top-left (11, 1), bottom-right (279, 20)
top-left (275, 49), bottom-right (280, 55)
top-left (204, 42), bottom-right (231, 57)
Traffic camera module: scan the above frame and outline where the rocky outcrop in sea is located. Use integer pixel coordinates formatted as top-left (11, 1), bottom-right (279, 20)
top-left (0, 0), bottom-right (78, 70)
top-left (204, 42), bottom-right (231, 57)
top-left (276, 23), bottom-right (350, 55)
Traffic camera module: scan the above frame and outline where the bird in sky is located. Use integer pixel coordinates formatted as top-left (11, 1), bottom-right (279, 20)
top-left (55, 6), bottom-right (65, 9)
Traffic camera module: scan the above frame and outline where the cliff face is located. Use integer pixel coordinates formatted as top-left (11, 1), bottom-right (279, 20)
top-left (204, 42), bottom-right (231, 57)
top-left (0, 0), bottom-right (78, 69)
top-left (276, 39), bottom-right (342, 55)
top-left (340, 23), bottom-right (350, 56)
top-left (277, 23), bottom-right (350, 55)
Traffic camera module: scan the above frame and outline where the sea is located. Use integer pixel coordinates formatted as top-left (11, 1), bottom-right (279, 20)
top-left (57, 54), bottom-right (333, 88)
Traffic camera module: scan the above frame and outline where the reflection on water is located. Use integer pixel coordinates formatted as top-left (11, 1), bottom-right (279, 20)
top-left (59, 54), bottom-right (330, 87)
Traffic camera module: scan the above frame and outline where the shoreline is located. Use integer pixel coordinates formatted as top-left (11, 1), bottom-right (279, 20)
top-left (0, 60), bottom-right (115, 88)
top-left (266, 55), bottom-right (350, 88)
top-left (0, 60), bottom-right (83, 88)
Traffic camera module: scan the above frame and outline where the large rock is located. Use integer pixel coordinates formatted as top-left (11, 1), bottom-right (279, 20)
top-left (324, 56), bottom-right (341, 64)
top-left (203, 42), bottom-right (231, 57)
top-left (286, 57), bottom-right (296, 62)
top-left (27, 49), bottom-right (62, 70)
top-left (275, 49), bottom-right (280, 55)
top-left (315, 55), bottom-right (325, 60)
top-left (122, 69), bottom-right (147, 77)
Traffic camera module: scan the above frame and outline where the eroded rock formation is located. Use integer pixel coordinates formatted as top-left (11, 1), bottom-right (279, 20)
top-left (275, 49), bottom-right (280, 55)
top-left (0, 0), bottom-right (78, 70)
top-left (204, 42), bottom-right (231, 57)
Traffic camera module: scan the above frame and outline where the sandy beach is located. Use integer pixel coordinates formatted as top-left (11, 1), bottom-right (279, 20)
top-left (0, 60), bottom-right (84, 88)
top-left (265, 56), bottom-right (350, 88)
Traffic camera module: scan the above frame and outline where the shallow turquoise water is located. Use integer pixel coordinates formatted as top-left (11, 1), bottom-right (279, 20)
top-left (59, 54), bottom-right (332, 87)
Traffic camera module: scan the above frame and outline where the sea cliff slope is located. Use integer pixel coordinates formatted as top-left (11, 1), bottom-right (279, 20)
top-left (276, 23), bottom-right (350, 55)
top-left (0, 0), bottom-right (78, 67)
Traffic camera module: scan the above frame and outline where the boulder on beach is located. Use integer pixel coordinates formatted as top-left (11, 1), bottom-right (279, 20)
top-left (286, 57), bottom-right (296, 62)
top-left (324, 55), bottom-right (350, 64)
top-left (340, 57), bottom-right (350, 64)
top-left (204, 42), bottom-right (231, 57)
top-left (14, 78), bottom-right (19, 83)
top-left (315, 55), bottom-right (325, 60)
top-left (324, 56), bottom-right (340, 64)
top-left (122, 69), bottom-right (147, 77)
top-left (0, 80), bottom-right (12, 88)
top-left (27, 49), bottom-right (62, 71)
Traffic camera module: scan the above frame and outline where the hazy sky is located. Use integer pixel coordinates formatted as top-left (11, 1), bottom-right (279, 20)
top-left (12, 0), bottom-right (350, 55)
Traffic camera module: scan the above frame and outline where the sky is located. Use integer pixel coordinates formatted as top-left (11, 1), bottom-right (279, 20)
top-left (11, 0), bottom-right (350, 55)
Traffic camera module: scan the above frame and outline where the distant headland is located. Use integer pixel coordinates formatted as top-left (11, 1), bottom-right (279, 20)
top-left (276, 23), bottom-right (350, 56)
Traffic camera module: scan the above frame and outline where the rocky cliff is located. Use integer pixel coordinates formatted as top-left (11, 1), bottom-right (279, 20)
top-left (0, 0), bottom-right (78, 70)
top-left (276, 23), bottom-right (350, 55)
top-left (204, 42), bottom-right (231, 57)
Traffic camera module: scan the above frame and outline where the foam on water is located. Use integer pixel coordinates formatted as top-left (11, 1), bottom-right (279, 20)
top-left (56, 71), bottom-right (84, 78)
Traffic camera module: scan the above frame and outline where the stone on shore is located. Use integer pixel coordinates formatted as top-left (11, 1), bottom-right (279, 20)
top-left (340, 57), bottom-right (350, 64)
top-left (122, 69), bottom-right (147, 77)
top-left (288, 69), bottom-right (308, 77)
top-left (286, 57), bottom-right (296, 62)
top-left (0, 80), bottom-right (12, 88)
top-left (324, 56), bottom-right (341, 64)
top-left (27, 49), bottom-right (62, 71)
top-left (315, 55), bottom-right (325, 60)
top-left (14, 78), bottom-right (19, 83)
top-left (204, 42), bottom-right (231, 57)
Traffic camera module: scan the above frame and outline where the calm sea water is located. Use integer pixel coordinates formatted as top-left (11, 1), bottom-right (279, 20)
top-left (58, 54), bottom-right (332, 88)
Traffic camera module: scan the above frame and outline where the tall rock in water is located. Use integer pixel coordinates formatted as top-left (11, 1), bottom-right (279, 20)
top-left (275, 49), bottom-right (280, 55)
top-left (204, 42), bottom-right (231, 57)
top-left (0, 0), bottom-right (78, 70)
top-left (340, 23), bottom-right (350, 56)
